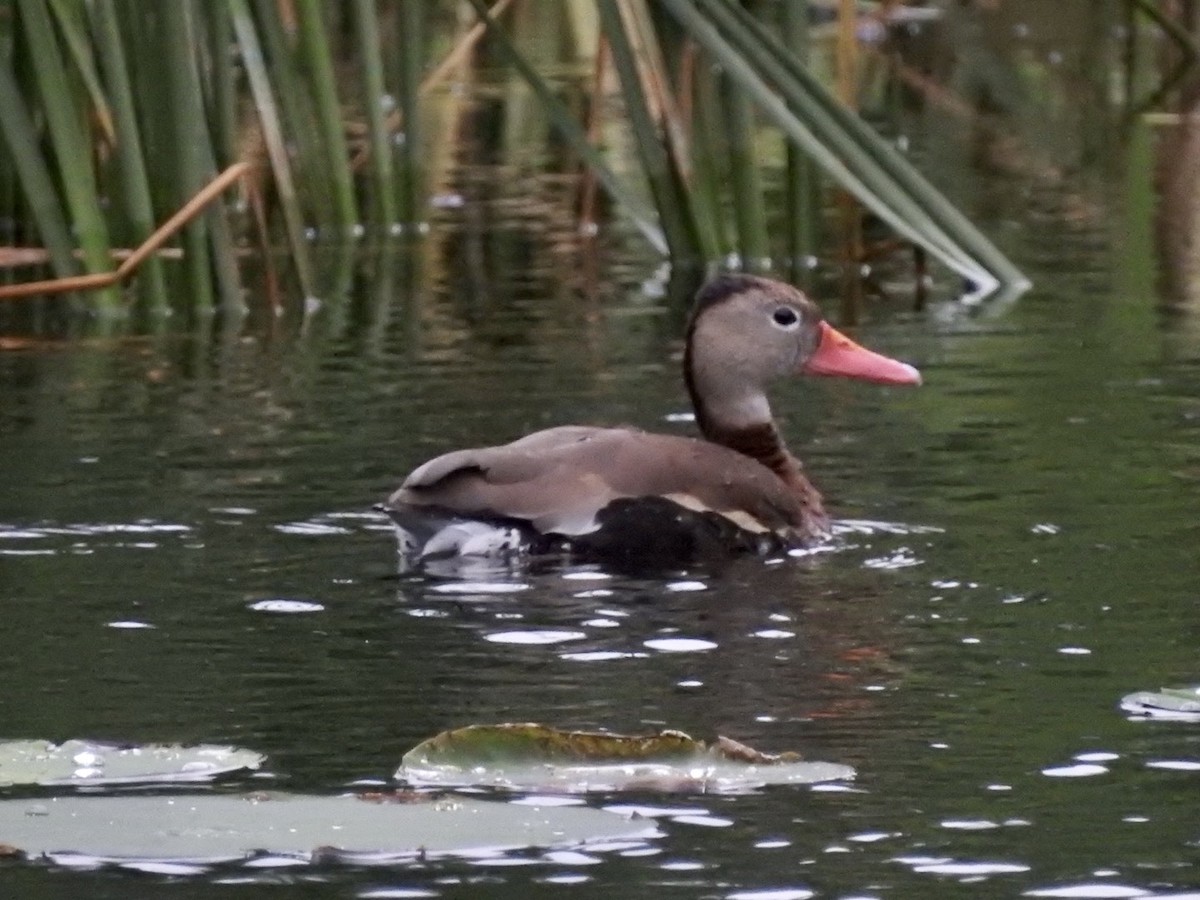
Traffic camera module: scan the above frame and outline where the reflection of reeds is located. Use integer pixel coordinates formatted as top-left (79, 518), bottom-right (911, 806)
top-left (0, 0), bottom-right (1027, 319)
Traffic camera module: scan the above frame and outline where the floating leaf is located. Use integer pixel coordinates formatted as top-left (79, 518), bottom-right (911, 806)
top-left (397, 723), bottom-right (854, 793)
top-left (1121, 686), bottom-right (1200, 722)
top-left (0, 793), bottom-right (657, 868)
top-left (0, 740), bottom-right (265, 787)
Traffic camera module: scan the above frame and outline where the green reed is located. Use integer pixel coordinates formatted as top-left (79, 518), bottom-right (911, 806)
top-left (0, 0), bottom-right (1030, 320)
top-left (16, 0), bottom-right (119, 312)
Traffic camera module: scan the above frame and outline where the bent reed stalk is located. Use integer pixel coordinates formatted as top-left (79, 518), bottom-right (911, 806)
top-left (0, 162), bottom-right (251, 302)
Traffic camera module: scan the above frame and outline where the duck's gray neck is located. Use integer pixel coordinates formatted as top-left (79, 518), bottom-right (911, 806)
top-left (684, 338), bottom-right (828, 533)
top-left (685, 341), bottom-right (796, 483)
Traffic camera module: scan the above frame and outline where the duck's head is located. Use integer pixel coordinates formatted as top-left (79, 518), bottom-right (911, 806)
top-left (685, 274), bottom-right (921, 433)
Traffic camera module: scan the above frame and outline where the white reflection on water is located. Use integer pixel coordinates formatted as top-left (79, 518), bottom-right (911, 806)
top-left (643, 637), bottom-right (718, 653)
top-left (485, 630), bottom-right (586, 645)
top-left (863, 548), bottom-right (923, 569)
top-left (542, 849), bottom-right (601, 865)
top-left (560, 651), bottom-right (648, 662)
top-left (0, 520), bottom-right (191, 537)
top-left (665, 580), bottom-right (707, 593)
top-left (430, 582), bottom-right (530, 596)
top-left (672, 814), bottom-right (734, 827)
top-left (892, 855), bottom-right (1030, 878)
top-left (913, 860), bottom-right (1030, 876)
top-left (561, 570), bottom-right (612, 581)
top-left (1041, 764), bottom-right (1108, 778)
top-left (0, 520), bottom-right (194, 554)
top-left (834, 519), bottom-right (945, 536)
top-left (1025, 885), bottom-right (1155, 898)
top-left (274, 521), bottom-right (352, 536)
top-left (508, 795), bottom-right (585, 808)
top-left (248, 599), bottom-right (325, 614)
top-left (847, 831), bottom-right (897, 843)
top-left (1145, 759), bottom-right (1200, 772)
top-left (121, 861), bottom-right (211, 876)
top-left (242, 855), bottom-right (309, 870)
top-left (540, 874), bottom-right (590, 885)
top-left (940, 819), bottom-right (1001, 831)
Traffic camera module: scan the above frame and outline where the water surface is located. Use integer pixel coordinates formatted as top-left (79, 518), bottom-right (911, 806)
top-left (2, 21), bottom-right (1200, 900)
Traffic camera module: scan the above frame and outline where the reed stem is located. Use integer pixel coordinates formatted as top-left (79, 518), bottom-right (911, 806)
top-left (352, 0), bottom-right (397, 226)
top-left (17, 0), bottom-right (120, 313)
top-left (598, 0), bottom-right (699, 260)
top-left (722, 71), bottom-right (769, 269)
top-left (296, 0), bottom-right (360, 233)
top-left (230, 0), bottom-right (317, 300)
top-left (90, 0), bottom-right (168, 314)
top-left (781, 0), bottom-right (818, 279)
top-left (0, 56), bottom-right (77, 278)
top-left (396, 0), bottom-right (425, 225)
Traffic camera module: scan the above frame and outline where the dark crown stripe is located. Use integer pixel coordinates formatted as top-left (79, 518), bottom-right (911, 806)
top-left (688, 273), bottom-right (773, 322)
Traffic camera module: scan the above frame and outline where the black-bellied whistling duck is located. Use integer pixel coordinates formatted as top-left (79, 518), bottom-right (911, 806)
top-left (381, 274), bottom-right (920, 565)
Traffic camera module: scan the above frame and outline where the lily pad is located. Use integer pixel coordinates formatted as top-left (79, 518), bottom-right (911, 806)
top-left (1121, 686), bottom-right (1200, 722)
top-left (397, 723), bottom-right (855, 793)
top-left (0, 792), bottom-right (656, 869)
top-left (0, 740), bottom-right (265, 787)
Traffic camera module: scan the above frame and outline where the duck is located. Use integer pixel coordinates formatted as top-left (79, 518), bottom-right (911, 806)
top-left (380, 274), bottom-right (920, 567)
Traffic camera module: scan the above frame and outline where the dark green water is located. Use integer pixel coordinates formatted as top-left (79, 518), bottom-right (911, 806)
top-left (3, 25), bottom-right (1200, 900)
top-left (2, 202), bottom-right (1198, 897)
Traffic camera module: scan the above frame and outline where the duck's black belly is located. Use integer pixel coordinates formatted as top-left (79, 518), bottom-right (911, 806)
top-left (569, 496), bottom-right (781, 564)
top-left (381, 494), bottom-right (788, 571)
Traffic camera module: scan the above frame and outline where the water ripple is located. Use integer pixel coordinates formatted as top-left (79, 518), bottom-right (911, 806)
top-left (0, 520), bottom-right (191, 538)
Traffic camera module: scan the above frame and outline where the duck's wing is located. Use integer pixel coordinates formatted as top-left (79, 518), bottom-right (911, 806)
top-left (385, 425), bottom-right (814, 540)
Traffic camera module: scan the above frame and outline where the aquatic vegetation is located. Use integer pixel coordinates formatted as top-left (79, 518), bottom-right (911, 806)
top-left (0, 739), bottom-right (264, 786)
top-left (0, 0), bottom-right (1030, 317)
top-left (0, 792), bottom-right (660, 869)
top-left (398, 722), bottom-right (854, 792)
top-left (1121, 686), bottom-right (1200, 722)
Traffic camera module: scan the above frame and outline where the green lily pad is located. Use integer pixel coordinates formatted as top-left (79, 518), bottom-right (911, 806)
top-left (1121, 686), bottom-right (1200, 721)
top-left (397, 723), bottom-right (855, 793)
top-left (0, 792), bottom-right (657, 869)
top-left (0, 740), bottom-right (265, 787)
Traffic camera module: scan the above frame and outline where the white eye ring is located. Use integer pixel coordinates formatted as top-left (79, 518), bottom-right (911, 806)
top-left (771, 306), bottom-right (801, 330)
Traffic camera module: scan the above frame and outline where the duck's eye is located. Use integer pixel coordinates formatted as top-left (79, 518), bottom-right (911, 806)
top-left (772, 306), bottom-right (800, 329)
